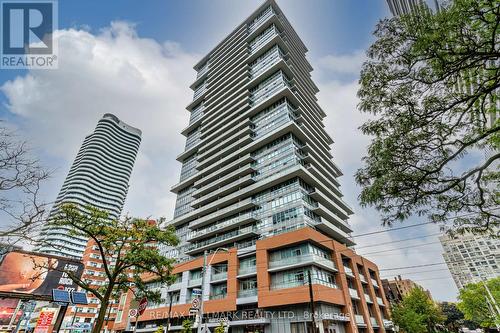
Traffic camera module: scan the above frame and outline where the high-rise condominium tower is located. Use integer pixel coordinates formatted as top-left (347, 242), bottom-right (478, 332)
top-left (37, 113), bottom-right (142, 258)
top-left (113, 2), bottom-right (392, 333)
top-left (439, 232), bottom-right (500, 289)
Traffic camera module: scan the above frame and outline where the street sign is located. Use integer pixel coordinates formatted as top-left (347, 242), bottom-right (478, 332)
top-left (192, 288), bottom-right (202, 296)
top-left (70, 291), bottom-right (88, 305)
top-left (138, 297), bottom-right (148, 315)
top-left (52, 289), bottom-right (70, 303)
top-left (191, 297), bottom-right (200, 310)
top-left (129, 309), bottom-right (138, 317)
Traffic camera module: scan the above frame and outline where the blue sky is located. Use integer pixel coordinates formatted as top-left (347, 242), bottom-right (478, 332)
top-left (0, 0), bottom-right (457, 301)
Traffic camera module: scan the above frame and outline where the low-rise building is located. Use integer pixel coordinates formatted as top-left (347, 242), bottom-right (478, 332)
top-left (381, 276), bottom-right (432, 304)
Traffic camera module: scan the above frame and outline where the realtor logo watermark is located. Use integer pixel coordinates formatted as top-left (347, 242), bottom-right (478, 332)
top-left (1, 0), bottom-right (58, 69)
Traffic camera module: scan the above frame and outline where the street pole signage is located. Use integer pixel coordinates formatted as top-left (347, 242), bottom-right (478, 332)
top-left (138, 297), bottom-right (148, 316)
top-left (33, 308), bottom-right (57, 333)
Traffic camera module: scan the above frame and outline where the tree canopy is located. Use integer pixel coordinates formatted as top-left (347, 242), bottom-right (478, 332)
top-left (392, 287), bottom-right (444, 333)
top-left (36, 204), bottom-right (179, 333)
top-left (357, 0), bottom-right (499, 234)
top-left (457, 276), bottom-right (500, 328)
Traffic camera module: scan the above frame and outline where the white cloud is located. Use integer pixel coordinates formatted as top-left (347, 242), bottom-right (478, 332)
top-left (317, 50), bottom-right (366, 76)
top-left (1, 21), bottom-right (199, 219)
top-left (313, 52), bottom-right (458, 302)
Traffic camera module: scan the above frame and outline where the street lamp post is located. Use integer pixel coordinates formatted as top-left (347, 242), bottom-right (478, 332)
top-left (197, 247), bottom-right (228, 333)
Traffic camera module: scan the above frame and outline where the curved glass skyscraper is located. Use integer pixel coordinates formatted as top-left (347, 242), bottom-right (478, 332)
top-left (37, 113), bottom-right (142, 258)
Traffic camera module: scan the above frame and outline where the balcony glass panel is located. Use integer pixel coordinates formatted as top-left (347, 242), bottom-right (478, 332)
top-left (193, 81), bottom-right (207, 100)
top-left (189, 103), bottom-right (205, 124)
top-left (355, 315), bottom-right (365, 325)
top-left (187, 225), bottom-right (258, 252)
top-left (196, 63), bottom-right (209, 79)
top-left (249, 70), bottom-right (290, 106)
top-left (249, 45), bottom-right (283, 79)
top-left (237, 288), bottom-right (257, 298)
top-left (249, 24), bottom-right (278, 54)
top-left (187, 211), bottom-right (257, 241)
top-left (248, 5), bottom-right (274, 33)
top-left (185, 129), bottom-right (201, 150)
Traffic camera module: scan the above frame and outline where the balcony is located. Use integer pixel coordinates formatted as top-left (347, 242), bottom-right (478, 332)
top-left (370, 317), bottom-right (379, 327)
top-left (189, 104), bottom-right (205, 125)
top-left (167, 282), bottom-right (182, 291)
top-left (193, 82), bottom-right (207, 101)
top-left (383, 319), bottom-right (394, 329)
top-left (237, 288), bottom-right (257, 298)
top-left (211, 271), bottom-right (228, 282)
top-left (188, 212), bottom-right (257, 241)
top-left (210, 293), bottom-right (227, 300)
top-left (344, 266), bottom-right (354, 277)
top-left (185, 225), bottom-right (259, 255)
top-left (249, 46), bottom-right (284, 79)
top-left (238, 265), bottom-right (257, 277)
top-left (188, 278), bottom-right (202, 287)
top-left (249, 25), bottom-right (279, 54)
top-left (184, 131), bottom-right (201, 151)
top-left (349, 288), bottom-right (360, 299)
top-left (371, 278), bottom-right (379, 288)
top-left (365, 294), bottom-right (373, 304)
top-left (355, 315), bottom-right (365, 326)
top-left (249, 71), bottom-right (291, 106)
top-left (270, 279), bottom-right (304, 290)
top-left (359, 274), bottom-right (368, 284)
top-left (196, 64), bottom-right (209, 79)
top-left (248, 5), bottom-right (274, 34)
top-left (268, 253), bottom-right (336, 272)
top-left (377, 297), bottom-right (385, 306)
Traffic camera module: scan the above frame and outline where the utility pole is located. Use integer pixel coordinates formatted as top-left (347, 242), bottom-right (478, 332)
top-left (307, 271), bottom-right (318, 333)
top-left (197, 250), bottom-right (208, 333)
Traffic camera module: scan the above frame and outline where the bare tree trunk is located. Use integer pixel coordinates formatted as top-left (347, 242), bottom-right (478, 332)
top-left (92, 286), bottom-right (113, 333)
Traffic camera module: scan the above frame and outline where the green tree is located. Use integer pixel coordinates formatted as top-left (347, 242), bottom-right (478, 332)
top-left (392, 287), bottom-right (444, 333)
top-left (181, 320), bottom-right (193, 333)
top-left (35, 204), bottom-right (179, 333)
top-left (457, 277), bottom-right (500, 329)
top-left (214, 321), bottom-right (226, 333)
top-left (440, 302), bottom-right (465, 332)
top-left (356, 0), bottom-right (499, 233)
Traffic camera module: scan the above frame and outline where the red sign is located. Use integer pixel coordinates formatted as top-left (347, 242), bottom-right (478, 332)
top-left (34, 308), bottom-right (57, 333)
top-left (138, 297), bottom-right (148, 316)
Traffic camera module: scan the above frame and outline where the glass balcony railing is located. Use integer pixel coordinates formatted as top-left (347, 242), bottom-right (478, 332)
top-left (249, 71), bottom-right (291, 106)
top-left (377, 297), bottom-right (385, 306)
top-left (188, 278), bottom-right (202, 287)
top-left (365, 294), bottom-right (373, 303)
top-left (210, 293), bottom-right (227, 300)
top-left (211, 271), bottom-right (227, 281)
top-left (193, 83), bottom-right (207, 100)
top-left (249, 46), bottom-right (283, 79)
top-left (371, 318), bottom-right (379, 327)
top-left (238, 289), bottom-right (257, 298)
top-left (185, 131), bottom-right (201, 150)
top-left (371, 278), bottom-right (379, 287)
top-left (189, 104), bottom-right (204, 124)
top-left (270, 279), bottom-right (304, 290)
top-left (196, 64), bottom-right (209, 79)
top-left (344, 266), bottom-right (354, 276)
top-left (238, 265), bottom-right (257, 276)
top-left (269, 253), bottom-right (336, 270)
top-left (349, 288), bottom-right (359, 299)
top-left (187, 225), bottom-right (258, 252)
top-left (187, 212), bottom-right (257, 241)
top-left (355, 315), bottom-right (365, 325)
top-left (359, 274), bottom-right (368, 283)
top-left (249, 25), bottom-right (279, 54)
top-left (248, 6), bottom-right (274, 33)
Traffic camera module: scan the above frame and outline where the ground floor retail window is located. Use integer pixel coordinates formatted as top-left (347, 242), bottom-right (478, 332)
top-left (290, 321), bottom-right (314, 333)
